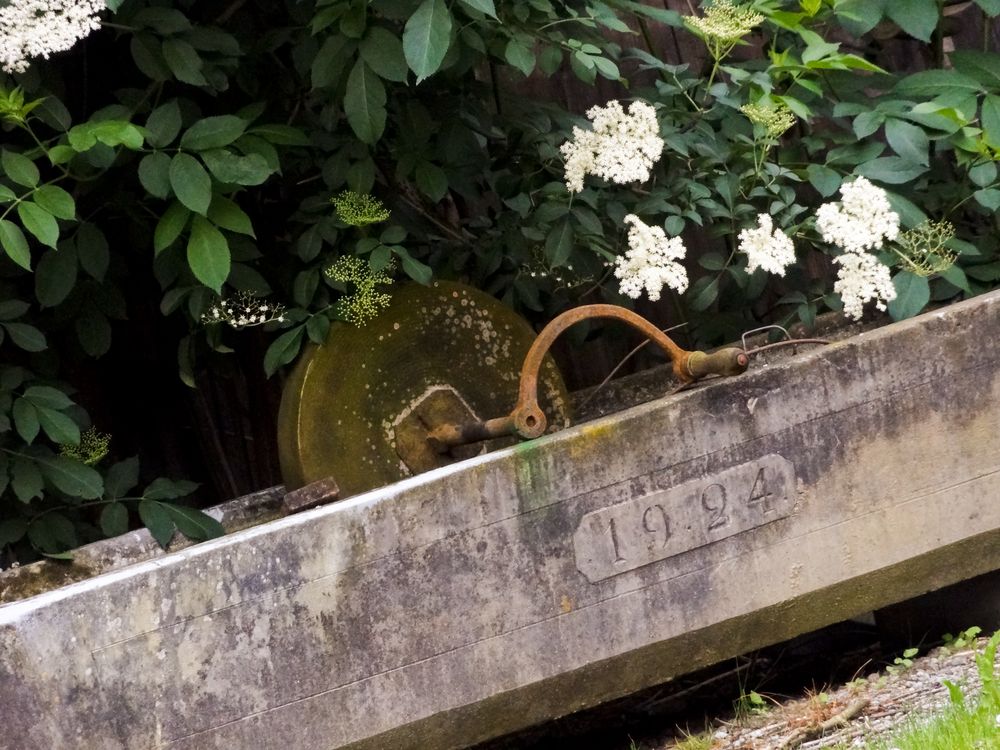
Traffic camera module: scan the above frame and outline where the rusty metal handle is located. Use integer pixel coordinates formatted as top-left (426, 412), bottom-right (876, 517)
top-left (426, 303), bottom-right (756, 451)
top-left (685, 348), bottom-right (750, 380)
top-left (509, 305), bottom-right (696, 439)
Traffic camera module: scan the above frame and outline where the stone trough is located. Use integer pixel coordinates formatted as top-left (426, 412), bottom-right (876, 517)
top-left (3, 291), bottom-right (1000, 750)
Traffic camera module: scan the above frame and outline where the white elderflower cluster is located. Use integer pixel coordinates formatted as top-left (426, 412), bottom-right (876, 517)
top-left (614, 214), bottom-right (688, 301)
top-left (833, 252), bottom-right (896, 321)
top-left (685, 0), bottom-right (763, 46)
top-left (738, 214), bottom-right (795, 276)
top-left (560, 100), bottom-right (664, 193)
top-left (0, 0), bottom-right (105, 74)
top-left (816, 176), bottom-right (900, 254)
top-left (202, 292), bottom-right (287, 329)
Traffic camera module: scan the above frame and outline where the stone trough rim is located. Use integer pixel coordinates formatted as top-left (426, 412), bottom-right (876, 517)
top-left (0, 293), bottom-right (975, 612)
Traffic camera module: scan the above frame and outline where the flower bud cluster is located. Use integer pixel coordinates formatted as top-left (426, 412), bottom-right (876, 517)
top-left (614, 214), bottom-right (688, 301)
top-left (685, 0), bottom-right (763, 51)
top-left (0, 0), bottom-right (104, 74)
top-left (331, 191), bottom-right (391, 227)
top-left (738, 214), bottom-right (796, 276)
top-left (560, 100), bottom-right (664, 193)
top-left (896, 220), bottom-right (957, 277)
top-left (741, 102), bottom-right (796, 139)
top-left (202, 292), bottom-right (286, 329)
top-left (60, 427), bottom-right (110, 466)
top-left (326, 255), bottom-right (395, 326)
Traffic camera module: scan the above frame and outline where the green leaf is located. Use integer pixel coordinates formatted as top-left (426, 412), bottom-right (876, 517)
top-left (403, 0), bottom-right (453, 83)
top-left (154, 201), bottom-right (191, 254)
top-left (306, 313), bottom-right (331, 343)
top-left (505, 39), bottom-right (536, 76)
top-left (145, 100), bottom-right (183, 148)
top-left (12, 398), bottom-right (39, 442)
top-left (162, 504), bottom-right (224, 541)
top-left (200, 149), bottom-right (273, 186)
top-left (344, 59), bottom-right (387, 144)
top-left (1, 149), bottom-right (39, 187)
top-left (246, 124), bottom-right (311, 146)
top-left (885, 191), bottom-right (928, 228)
top-left (36, 455), bottom-right (103, 498)
top-left (12, 457), bottom-right (43, 502)
top-left (0, 218), bottom-right (31, 270)
top-left (950, 50), bottom-right (1000, 90)
top-left (187, 216), bottom-right (231, 293)
top-left (400, 253), bottom-right (432, 284)
top-left (885, 119), bottom-right (929, 166)
top-left (973, 188), bottom-right (1000, 210)
top-left (130, 34), bottom-right (172, 81)
top-left (458, 0), bottom-right (497, 16)
top-left (162, 38), bottom-right (207, 86)
top-left (143, 477), bottom-right (199, 500)
top-left (360, 27), bottom-right (408, 82)
top-left (23, 385), bottom-right (73, 409)
top-left (36, 405), bottom-right (80, 445)
top-left (100, 502), bottom-right (129, 537)
top-left (969, 160), bottom-right (997, 187)
top-left (76, 308), bottom-right (111, 357)
top-left (311, 35), bottom-right (352, 88)
top-left (0, 518), bottom-right (28, 547)
top-left (46, 145), bottom-right (75, 165)
top-left (76, 223), bottom-right (108, 281)
top-left (967, 261), bottom-right (1000, 281)
top-left (180, 115), bottom-right (247, 151)
top-left (169, 153), bottom-right (212, 215)
top-left (688, 277), bottom-right (719, 312)
top-left (981, 94), bottom-right (1000, 149)
top-left (138, 499), bottom-right (176, 548)
top-left (544, 220), bottom-right (574, 266)
top-left (3, 322), bottom-right (46, 351)
top-left (855, 157), bottom-right (928, 184)
top-left (0, 299), bottom-right (28, 320)
top-left (415, 161), bottom-right (447, 201)
top-left (885, 0), bottom-right (938, 42)
top-left (940, 264), bottom-right (972, 294)
top-left (806, 164), bottom-right (841, 197)
top-left (895, 70), bottom-right (982, 97)
top-left (17, 201), bottom-right (59, 248)
top-left (105, 457), bottom-right (140, 499)
top-left (33, 185), bottom-right (75, 220)
top-left (90, 120), bottom-right (145, 150)
top-left (208, 195), bottom-right (255, 236)
top-left (264, 325), bottom-right (305, 377)
top-left (35, 244), bottom-right (77, 307)
top-left (888, 271), bottom-right (930, 320)
top-left (138, 152), bottom-right (173, 199)
top-left (29, 513), bottom-right (77, 552)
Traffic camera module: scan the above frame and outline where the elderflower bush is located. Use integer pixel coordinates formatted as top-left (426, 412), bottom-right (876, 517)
top-left (529, 0), bottom-right (1000, 339)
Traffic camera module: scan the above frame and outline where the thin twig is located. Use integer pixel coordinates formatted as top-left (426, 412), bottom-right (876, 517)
top-left (777, 696), bottom-right (871, 750)
top-left (578, 322), bottom-right (688, 410)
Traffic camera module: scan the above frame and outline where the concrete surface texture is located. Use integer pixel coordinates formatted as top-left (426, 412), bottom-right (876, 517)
top-left (2, 291), bottom-right (1000, 750)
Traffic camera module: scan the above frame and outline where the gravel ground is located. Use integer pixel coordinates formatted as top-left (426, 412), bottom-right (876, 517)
top-left (694, 638), bottom-right (1000, 750)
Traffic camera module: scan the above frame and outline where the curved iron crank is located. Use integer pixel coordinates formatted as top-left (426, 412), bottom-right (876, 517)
top-left (428, 304), bottom-right (753, 451)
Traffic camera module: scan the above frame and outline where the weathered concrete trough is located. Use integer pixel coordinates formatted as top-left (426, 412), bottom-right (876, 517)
top-left (3, 291), bottom-right (1000, 750)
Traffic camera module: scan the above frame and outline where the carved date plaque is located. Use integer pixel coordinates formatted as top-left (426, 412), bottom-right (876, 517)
top-left (573, 454), bottom-right (796, 582)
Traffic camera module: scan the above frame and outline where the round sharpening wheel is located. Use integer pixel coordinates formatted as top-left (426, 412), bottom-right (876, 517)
top-left (277, 281), bottom-right (572, 498)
